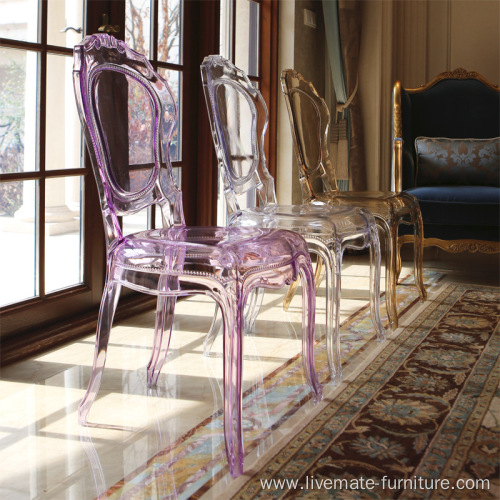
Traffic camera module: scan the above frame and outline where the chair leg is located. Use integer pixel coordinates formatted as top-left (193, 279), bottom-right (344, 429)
top-left (147, 275), bottom-right (179, 386)
top-left (323, 243), bottom-right (341, 385)
top-left (203, 303), bottom-right (221, 356)
top-left (368, 222), bottom-right (386, 341)
top-left (147, 295), bottom-right (176, 387)
top-left (245, 287), bottom-right (264, 332)
top-left (413, 212), bottom-right (427, 301)
top-left (204, 287), bottom-right (264, 357)
top-left (221, 290), bottom-right (243, 478)
top-left (396, 237), bottom-right (403, 281)
top-left (298, 255), bottom-right (323, 401)
top-left (79, 280), bottom-right (121, 425)
top-left (382, 218), bottom-right (399, 330)
top-left (283, 257), bottom-right (324, 312)
top-left (314, 256), bottom-right (326, 290)
top-left (283, 277), bottom-right (299, 311)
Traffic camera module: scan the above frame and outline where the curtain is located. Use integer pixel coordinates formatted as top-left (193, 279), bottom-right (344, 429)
top-left (323, 0), bottom-right (366, 191)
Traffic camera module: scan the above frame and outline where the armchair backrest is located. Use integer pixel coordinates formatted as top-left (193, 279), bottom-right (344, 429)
top-left (73, 34), bottom-right (184, 248)
top-left (393, 68), bottom-right (500, 191)
top-left (200, 55), bottom-right (277, 219)
top-left (281, 69), bottom-right (338, 203)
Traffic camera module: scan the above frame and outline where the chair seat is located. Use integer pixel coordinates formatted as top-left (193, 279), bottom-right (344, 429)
top-left (236, 204), bottom-right (373, 241)
top-left (316, 190), bottom-right (416, 219)
top-left (114, 226), bottom-right (309, 279)
top-left (330, 190), bottom-right (400, 200)
top-left (406, 186), bottom-right (500, 227)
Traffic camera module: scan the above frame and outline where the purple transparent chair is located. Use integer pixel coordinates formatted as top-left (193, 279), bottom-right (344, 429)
top-left (73, 34), bottom-right (321, 477)
top-left (281, 69), bottom-right (427, 330)
top-left (201, 56), bottom-right (386, 386)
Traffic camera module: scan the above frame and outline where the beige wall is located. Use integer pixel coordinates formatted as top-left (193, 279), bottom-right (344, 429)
top-left (392, 0), bottom-right (499, 87)
top-left (279, 0), bottom-right (499, 195)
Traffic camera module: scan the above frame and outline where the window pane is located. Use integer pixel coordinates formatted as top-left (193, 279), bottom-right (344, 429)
top-left (154, 204), bottom-right (162, 228)
top-left (219, 0), bottom-right (232, 59)
top-left (0, 180), bottom-right (38, 306)
top-left (0, 0), bottom-right (39, 43)
top-left (47, 0), bottom-right (85, 48)
top-left (158, 0), bottom-right (182, 64)
top-left (45, 176), bottom-right (83, 294)
top-left (154, 167), bottom-right (180, 228)
top-left (158, 69), bottom-right (181, 162)
top-left (46, 54), bottom-right (83, 171)
top-left (122, 208), bottom-right (150, 235)
top-left (125, 0), bottom-right (152, 58)
top-left (0, 48), bottom-right (39, 174)
top-left (235, 0), bottom-right (259, 76)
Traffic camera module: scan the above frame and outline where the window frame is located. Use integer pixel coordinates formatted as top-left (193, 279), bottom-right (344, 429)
top-left (0, 0), bottom-right (279, 365)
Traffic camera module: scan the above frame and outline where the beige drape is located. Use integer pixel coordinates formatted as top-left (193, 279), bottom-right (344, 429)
top-left (336, 0), bottom-right (366, 190)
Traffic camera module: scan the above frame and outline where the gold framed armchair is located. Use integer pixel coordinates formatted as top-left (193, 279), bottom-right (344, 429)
top-left (392, 68), bottom-right (500, 255)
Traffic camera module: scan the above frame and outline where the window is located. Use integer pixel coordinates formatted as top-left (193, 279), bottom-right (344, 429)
top-left (217, 0), bottom-right (278, 225)
top-left (0, 0), bottom-right (278, 363)
top-left (0, 1), bottom-right (86, 308)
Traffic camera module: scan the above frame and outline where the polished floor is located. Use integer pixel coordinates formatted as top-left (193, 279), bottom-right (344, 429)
top-left (0, 250), bottom-right (498, 499)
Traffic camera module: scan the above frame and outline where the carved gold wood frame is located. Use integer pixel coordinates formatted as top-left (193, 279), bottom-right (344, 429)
top-left (397, 236), bottom-right (500, 277)
top-left (392, 81), bottom-right (403, 194)
top-left (399, 235), bottom-right (500, 254)
top-left (392, 69), bottom-right (500, 257)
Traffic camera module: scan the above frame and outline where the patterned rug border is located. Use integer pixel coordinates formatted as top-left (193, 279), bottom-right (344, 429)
top-left (235, 283), bottom-right (499, 499)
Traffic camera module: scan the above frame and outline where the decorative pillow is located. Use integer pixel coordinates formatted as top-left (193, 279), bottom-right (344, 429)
top-left (415, 137), bottom-right (499, 187)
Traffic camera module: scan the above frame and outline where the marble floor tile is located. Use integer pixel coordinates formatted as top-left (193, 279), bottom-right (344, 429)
top-left (0, 253), bottom-right (497, 499)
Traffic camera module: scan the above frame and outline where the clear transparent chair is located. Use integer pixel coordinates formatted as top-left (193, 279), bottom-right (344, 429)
top-left (73, 34), bottom-right (322, 477)
top-left (281, 69), bottom-right (427, 330)
top-left (200, 55), bottom-right (386, 387)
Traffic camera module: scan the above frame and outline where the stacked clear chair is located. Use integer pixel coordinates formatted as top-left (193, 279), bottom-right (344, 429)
top-left (200, 55), bottom-right (386, 388)
top-left (72, 34), bottom-right (322, 477)
top-left (281, 69), bottom-right (427, 330)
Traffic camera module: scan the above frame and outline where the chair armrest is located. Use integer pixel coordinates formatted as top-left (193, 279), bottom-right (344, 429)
top-left (392, 82), bottom-right (403, 193)
top-left (392, 139), bottom-right (403, 193)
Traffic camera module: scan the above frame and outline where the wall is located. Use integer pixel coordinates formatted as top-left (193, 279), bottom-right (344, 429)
top-left (358, 0), bottom-right (394, 191)
top-left (393, 0), bottom-right (500, 88)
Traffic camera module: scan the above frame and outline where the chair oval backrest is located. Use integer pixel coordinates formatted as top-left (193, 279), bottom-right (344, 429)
top-left (73, 34), bottom-right (184, 245)
top-left (201, 55), bottom-right (277, 217)
top-left (281, 69), bottom-right (338, 199)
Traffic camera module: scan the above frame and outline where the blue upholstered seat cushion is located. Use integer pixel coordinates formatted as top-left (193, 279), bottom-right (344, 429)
top-left (406, 185), bottom-right (500, 227)
top-left (415, 137), bottom-right (499, 187)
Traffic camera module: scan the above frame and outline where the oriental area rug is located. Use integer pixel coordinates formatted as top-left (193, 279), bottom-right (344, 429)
top-left (102, 272), bottom-right (499, 499)
top-left (234, 282), bottom-right (500, 499)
